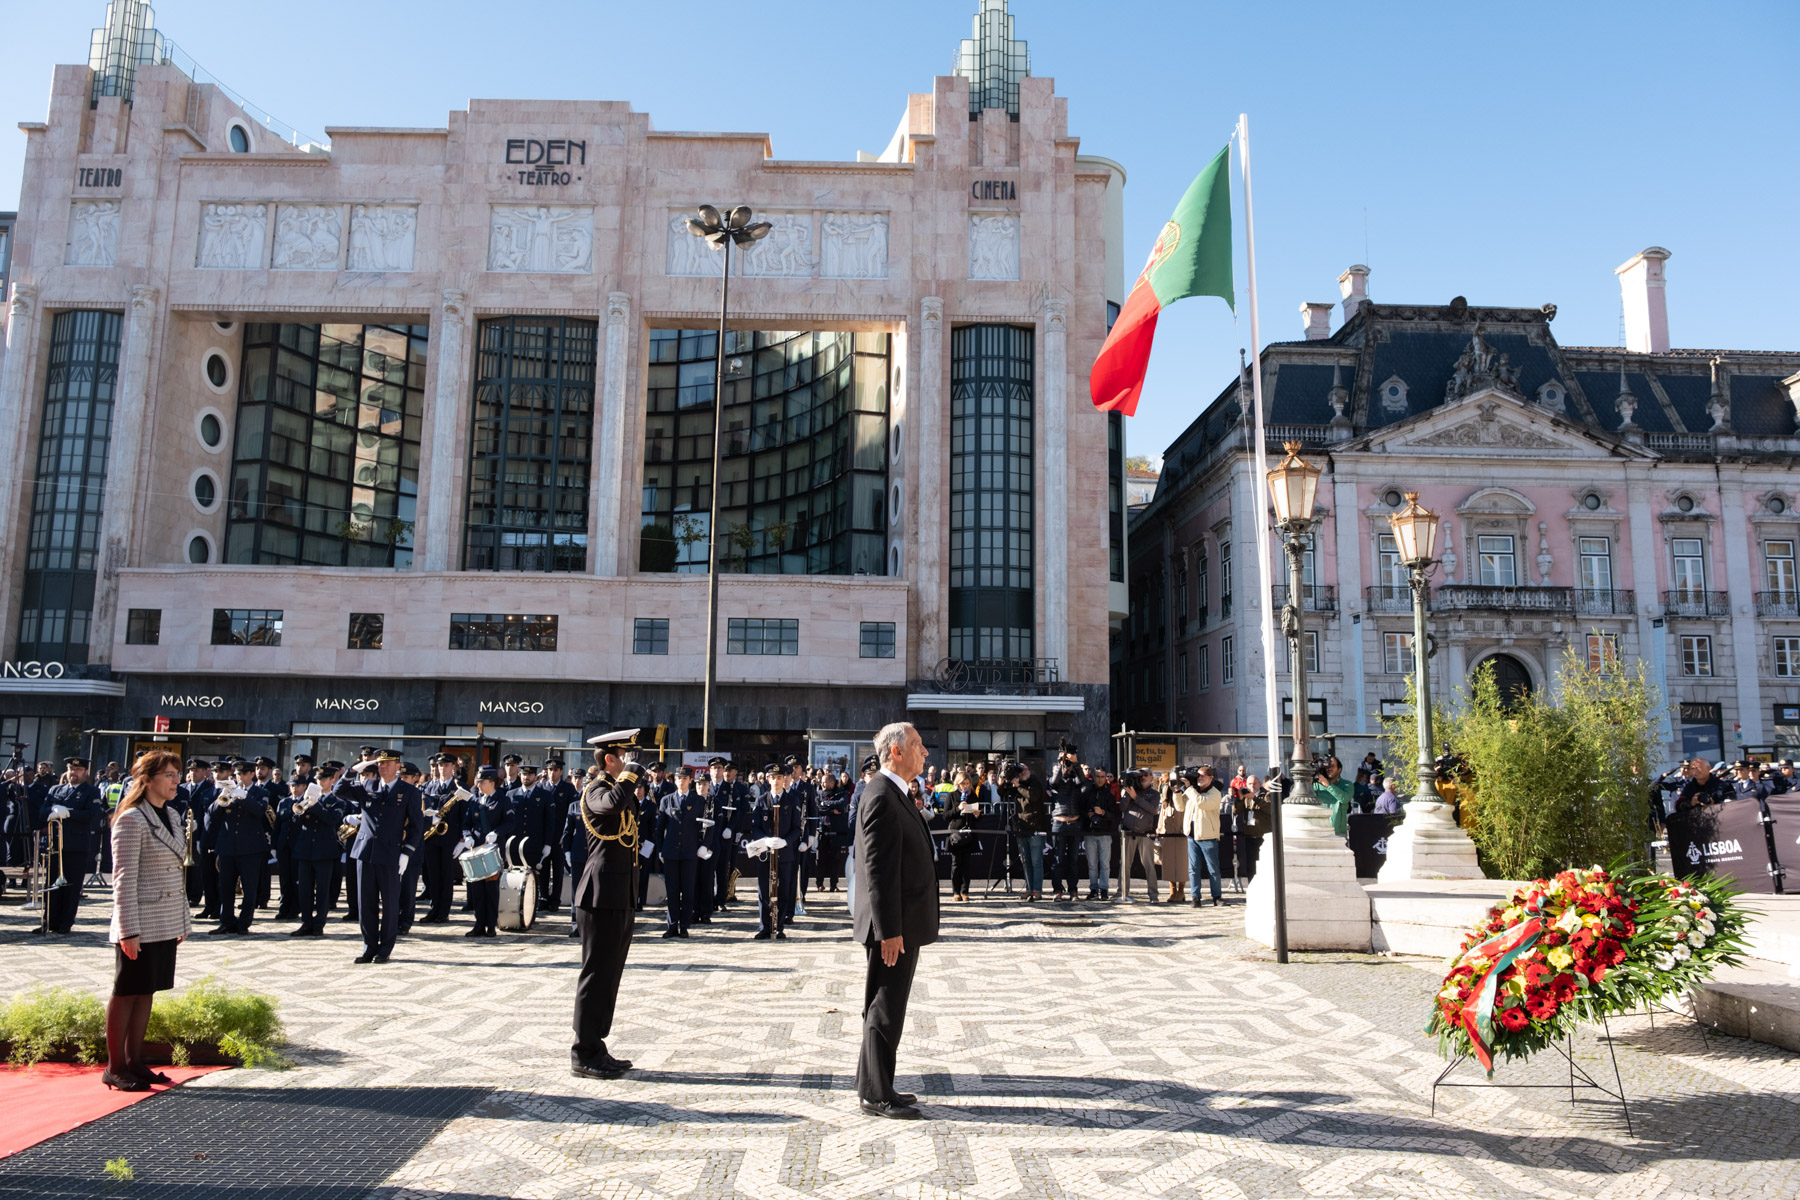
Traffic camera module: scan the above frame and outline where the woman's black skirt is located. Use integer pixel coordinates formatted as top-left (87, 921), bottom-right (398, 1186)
top-left (113, 938), bottom-right (178, 996)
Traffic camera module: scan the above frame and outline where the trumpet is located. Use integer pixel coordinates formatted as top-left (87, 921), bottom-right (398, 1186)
top-left (183, 805), bottom-right (197, 868)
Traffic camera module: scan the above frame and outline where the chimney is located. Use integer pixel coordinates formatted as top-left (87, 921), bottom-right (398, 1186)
top-left (1338, 264), bottom-right (1370, 320)
top-left (1300, 301), bottom-right (1333, 341)
top-left (1615, 247), bottom-right (1671, 354)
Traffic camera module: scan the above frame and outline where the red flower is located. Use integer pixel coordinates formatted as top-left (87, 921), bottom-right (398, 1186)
top-left (1498, 1006), bottom-right (1531, 1032)
top-left (1597, 939), bottom-right (1626, 967)
top-left (1588, 962), bottom-right (1608, 984)
top-left (1525, 993), bottom-right (1558, 1020)
top-left (1550, 973), bottom-right (1580, 1003)
top-left (1541, 930), bottom-right (1566, 948)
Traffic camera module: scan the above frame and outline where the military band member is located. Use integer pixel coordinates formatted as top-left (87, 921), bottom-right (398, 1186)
top-left (657, 766), bottom-right (704, 938)
top-left (774, 756), bottom-right (809, 922)
top-left (560, 778), bottom-right (588, 940)
top-left (541, 758), bottom-right (576, 912)
top-left (332, 750), bottom-right (425, 963)
top-left (37, 757), bottom-right (107, 934)
top-left (571, 729), bottom-right (642, 1080)
top-left (418, 755), bottom-right (462, 925)
top-left (209, 762), bottom-right (271, 935)
top-left (745, 761), bottom-right (792, 940)
top-left (709, 760), bottom-right (743, 909)
top-left (288, 761), bottom-right (346, 936)
top-left (248, 756), bottom-right (282, 911)
top-left (396, 762), bottom-right (427, 934)
top-left (500, 753), bottom-right (524, 794)
top-left (176, 759), bottom-right (213, 908)
top-left (634, 763), bottom-right (670, 911)
top-left (458, 766), bottom-right (515, 937)
top-left (693, 772), bottom-right (720, 924)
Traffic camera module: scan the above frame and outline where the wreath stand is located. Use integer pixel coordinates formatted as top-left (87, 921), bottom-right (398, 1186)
top-left (1431, 1015), bottom-right (1633, 1135)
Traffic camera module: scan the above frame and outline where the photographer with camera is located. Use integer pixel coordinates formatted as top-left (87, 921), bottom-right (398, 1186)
top-left (1083, 767), bottom-right (1117, 901)
top-left (1118, 770), bottom-right (1160, 901)
top-left (1181, 766), bottom-right (1225, 906)
top-left (946, 770), bottom-right (982, 902)
top-left (1047, 743), bottom-right (1086, 902)
top-left (1002, 759), bottom-right (1051, 902)
top-left (1673, 758), bottom-right (1731, 811)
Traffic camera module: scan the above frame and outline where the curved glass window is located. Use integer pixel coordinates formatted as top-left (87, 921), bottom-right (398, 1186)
top-left (228, 124), bottom-right (250, 153)
top-left (639, 329), bottom-right (889, 575)
top-left (194, 474), bottom-right (216, 509)
top-left (226, 322), bottom-right (426, 567)
top-left (464, 316), bottom-right (595, 571)
top-left (205, 352), bottom-right (229, 388)
top-left (949, 324), bottom-right (1033, 661)
top-left (199, 412), bottom-right (223, 447)
top-left (187, 535), bottom-right (210, 563)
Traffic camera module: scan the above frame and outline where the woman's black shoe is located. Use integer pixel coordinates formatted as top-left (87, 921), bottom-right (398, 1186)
top-left (101, 1069), bottom-right (149, 1092)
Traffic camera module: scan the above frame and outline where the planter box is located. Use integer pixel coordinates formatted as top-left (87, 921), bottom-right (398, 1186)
top-left (1, 1040), bottom-right (240, 1066)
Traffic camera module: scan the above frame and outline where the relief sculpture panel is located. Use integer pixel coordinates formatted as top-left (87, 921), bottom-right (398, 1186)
top-left (196, 203), bottom-right (269, 269)
top-left (968, 214), bottom-right (1020, 281)
top-left (488, 205), bottom-right (593, 273)
top-left (65, 199), bottom-right (121, 267)
top-left (665, 213), bottom-right (724, 277)
top-left (739, 212), bottom-right (813, 278)
top-left (348, 205), bottom-right (417, 272)
top-left (271, 204), bottom-right (343, 270)
top-left (820, 212), bottom-right (888, 279)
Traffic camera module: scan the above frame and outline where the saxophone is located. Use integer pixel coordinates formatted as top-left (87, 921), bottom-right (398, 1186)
top-left (424, 787), bottom-right (469, 840)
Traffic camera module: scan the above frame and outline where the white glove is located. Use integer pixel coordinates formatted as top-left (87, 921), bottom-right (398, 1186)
top-left (564, 852), bottom-right (573, 867)
top-left (485, 831), bottom-right (497, 845)
top-left (640, 839), bottom-right (656, 859)
top-left (458, 836), bottom-right (474, 854)
top-left (539, 845), bottom-right (550, 863)
top-left (722, 827), bottom-right (732, 840)
top-left (397, 853), bottom-right (410, 874)
top-left (424, 808), bottom-right (439, 821)
top-left (697, 846), bottom-right (713, 860)
top-left (343, 813), bottom-right (363, 828)
top-left (304, 782), bottom-right (322, 802)
top-left (50, 804), bottom-right (72, 820)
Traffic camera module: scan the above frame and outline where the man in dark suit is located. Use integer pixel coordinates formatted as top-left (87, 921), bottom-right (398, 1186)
top-left (851, 722), bottom-right (939, 1119)
top-left (571, 729), bottom-right (643, 1080)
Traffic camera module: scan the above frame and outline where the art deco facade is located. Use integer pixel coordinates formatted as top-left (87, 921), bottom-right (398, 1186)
top-left (1122, 258), bottom-right (1800, 766)
top-left (0, 1), bottom-right (1126, 771)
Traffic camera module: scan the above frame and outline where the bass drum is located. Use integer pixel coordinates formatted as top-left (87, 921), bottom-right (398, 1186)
top-left (497, 867), bottom-right (538, 931)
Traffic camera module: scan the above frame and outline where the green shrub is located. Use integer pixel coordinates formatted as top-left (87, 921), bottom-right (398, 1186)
top-left (0, 986), bottom-right (106, 1065)
top-left (1, 975), bottom-right (287, 1068)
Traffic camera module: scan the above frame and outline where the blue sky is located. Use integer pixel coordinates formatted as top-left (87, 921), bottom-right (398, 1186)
top-left (4, 0), bottom-right (1795, 460)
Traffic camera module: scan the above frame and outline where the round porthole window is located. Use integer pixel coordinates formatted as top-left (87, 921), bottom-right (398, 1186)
top-left (1771, 497), bottom-right (1788, 515)
top-left (212, 320), bottom-right (237, 336)
top-left (890, 483), bottom-right (903, 524)
top-left (1584, 493), bottom-right (1602, 511)
top-left (1386, 385), bottom-right (1401, 399)
top-left (205, 352), bottom-right (229, 389)
top-left (199, 412), bottom-right (223, 448)
top-left (1383, 489), bottom-right (1402, 507)
top-left (187, 535), bottom-right (211, 563)
top-left (1677, 496), bottom-right (1695, 513)
top-left (194, 475), bottom-right (216, 509)
top-left (228, 124), bottom-right (251, 153)
top-left (890, 545), bottom-right (902, 576)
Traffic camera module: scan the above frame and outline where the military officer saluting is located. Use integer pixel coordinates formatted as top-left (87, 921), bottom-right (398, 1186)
top-left (571, 729), bottom-right (643, 1080)
top-left (657, 766), bottom-right (705, 939)
top-left (332, 750), bottom-right (425, 963)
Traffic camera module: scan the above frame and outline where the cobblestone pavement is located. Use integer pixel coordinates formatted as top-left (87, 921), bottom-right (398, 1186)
top-left (3, 884), bottom-right (1797, 1198)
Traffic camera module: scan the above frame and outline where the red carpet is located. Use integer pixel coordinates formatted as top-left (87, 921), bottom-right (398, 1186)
top-left (0, 1062), bottom-right (227, 1157)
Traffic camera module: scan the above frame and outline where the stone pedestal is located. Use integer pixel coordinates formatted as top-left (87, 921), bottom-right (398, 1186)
top-left (1377, 798), bottom-right (1484, 882)
top-left (1245, 802), bottom-right (1371, 951)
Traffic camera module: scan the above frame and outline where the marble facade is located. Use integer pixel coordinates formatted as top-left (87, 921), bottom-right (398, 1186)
top-left (0, 53), bottom-right (1122, 758)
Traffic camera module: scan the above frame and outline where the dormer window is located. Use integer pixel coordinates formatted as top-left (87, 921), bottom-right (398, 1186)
top-left (1379, 375), bottom-right (1409, 415)
top-left (1536, 380), bottom-right (1566, 413)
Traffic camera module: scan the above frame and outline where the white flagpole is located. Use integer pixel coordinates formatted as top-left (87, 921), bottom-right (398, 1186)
top-left (1238, 112), bottom-right (1282, 773)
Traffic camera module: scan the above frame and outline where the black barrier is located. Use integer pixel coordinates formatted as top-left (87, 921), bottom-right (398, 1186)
top-left (1765, 793), bottom-right (1799, 893)
top-left (1667, 800), bottom-right (1782, 892)
top-left (1346, 811), bottom-right (1403, 878)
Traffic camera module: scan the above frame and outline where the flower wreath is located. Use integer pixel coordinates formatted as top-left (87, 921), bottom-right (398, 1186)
top-left (1425, 865), bottom-right (1748, 1074)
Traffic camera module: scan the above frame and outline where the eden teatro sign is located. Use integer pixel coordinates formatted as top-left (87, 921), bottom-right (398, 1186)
top-left (504, 137), bottom-right (586, 187)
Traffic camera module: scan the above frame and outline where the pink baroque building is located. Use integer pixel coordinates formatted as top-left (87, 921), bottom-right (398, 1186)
top-left (1122, 253), bottom-right (1800, 766)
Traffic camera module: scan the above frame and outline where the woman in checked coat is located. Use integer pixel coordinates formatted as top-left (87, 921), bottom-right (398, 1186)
top-left (104, 750), bottom-right (193, 1091)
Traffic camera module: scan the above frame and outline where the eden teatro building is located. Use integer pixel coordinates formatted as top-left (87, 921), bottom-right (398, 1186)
top-left (0, 1), bottom-right (1129, 771)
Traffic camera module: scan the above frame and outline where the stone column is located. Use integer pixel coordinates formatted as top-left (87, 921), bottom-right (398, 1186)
top-left (914, 297), bottom-right (945, 669)
top-left (420, 289), bottom-right (468, 572)
top-left (591, 291), bottom-right (632, 576)
top-left (1245, 800), bottom-right (1372, 950)
top-left (0, 283), bottom-right (40, 656)
top-left (90, 284), bottom-right (159, 666)
top-left (1379, 795), bottom-right (1483, 881)
top-left (1040, 297), bottom-right (1068, 673)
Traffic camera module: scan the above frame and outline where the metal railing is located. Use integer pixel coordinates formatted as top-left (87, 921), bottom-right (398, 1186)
top-left (1661, 590), bottom-right (1731, 618)
top-left (1574, 588), bottom-right (1637, 616)
top-left (1271, 584), bottom-right (1337, 613)
top-left (1432, 585), bottom-right (1573, 613)
top-left (1264, 424), bottom-right (1331, 447)
top-left (1364, 584), bottom-right (1413, 613)
top-left (1755, 591), bottom-right (1799, 619)
top-left (1648, 433), bottom-right (1716, 454)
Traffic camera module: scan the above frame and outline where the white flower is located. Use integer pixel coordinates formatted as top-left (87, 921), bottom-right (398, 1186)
top-left (1654, 952), bottom-right (1677, 971)
top-left (1556, 908), bottom-right (1584, 934)
top-left (1697, 919), bottom-right (1716, 937)
top-left (1687, 931), bottom-right (1708, 948)
top-left (1672, 943), bottom-right (1692, 961)
top-left (1671, 915), bottom-right (1691, 931)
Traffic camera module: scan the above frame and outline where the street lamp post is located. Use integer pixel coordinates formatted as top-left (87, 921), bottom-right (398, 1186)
top-left (1265, 441), bottom-right (1323, 964)
top-left (686, 206), bottom-right (771, 751)
top-left (1388, 492), bottom-right (1441, 800)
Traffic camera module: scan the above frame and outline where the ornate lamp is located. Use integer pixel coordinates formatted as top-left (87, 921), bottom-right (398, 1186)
top-left (1387, 492), bottom-right (1439, 567)
top-left (1265, 441), bottom-right (1322, 528)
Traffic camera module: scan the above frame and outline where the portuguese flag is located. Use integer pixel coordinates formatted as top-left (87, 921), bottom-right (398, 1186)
top-left (1090, 145), bottom-right (1235, 417)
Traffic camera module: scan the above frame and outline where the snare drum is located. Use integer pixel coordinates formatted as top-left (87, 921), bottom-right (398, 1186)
top-left (497, 867), bottom-right (537, 931)
top-left (458, 843), bottom-right (503, 883)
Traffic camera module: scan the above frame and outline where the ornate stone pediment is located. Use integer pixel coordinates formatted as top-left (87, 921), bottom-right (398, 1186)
top-left (1412, 405), bottom-right (1562, 449)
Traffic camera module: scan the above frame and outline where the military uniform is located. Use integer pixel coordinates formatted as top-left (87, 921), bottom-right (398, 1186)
top-left (209, 766), bottom-right (272, 934)
top-left (657, 771), bottom-right (705, 937)
top-left (540, 761), bottom-right (577, 911)
top-left (418, 757), bottom-right (462, 925)
top-left (39, 759), bottom-right (107, 934)
top-left (571, 730), bottom-right (642, 1079)
top-left (332, 753), bottom-right (425, 962)
top-left (288, 767), bottom-right (347, 936)
top-left (459, 767), bottom-right (515, 937)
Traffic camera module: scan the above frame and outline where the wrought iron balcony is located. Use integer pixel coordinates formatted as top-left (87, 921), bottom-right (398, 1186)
top-left (1271, 584), bottom-right (1338, 613)
top-left (923, 657), bottom-right (1068, 696)
top-left (1661, 590), bottom-right (1731, 618)
top-left (1573, 588), bottom-right (1636, 616)
top-left (1364, 584), bottom-right (1414, 613)
top-left (1756, 591), bottom-right (1800, 619)
top-left (1432, 585), bottom-right (1574, 613)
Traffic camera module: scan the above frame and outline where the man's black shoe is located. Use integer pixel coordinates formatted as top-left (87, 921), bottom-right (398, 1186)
top-left (774, 931), bottom-right (787, 940)
top-left (571, 1059), bottom-right (625, 1080)
top-left (676, 930), bottom-right (691, 938)
top-left (353, 952), bottom-right (375, 963)
top-left (859, 1098), bottom-right (922, 1120)
top-left (892, 1092), bottom-right (917, 1105)
top-left (464, 927), bottom-right (483, 937)
top-left (372, 954), bottom-right (390, 963)
top-left (753, 930), bottom-right (772, 940)
top-left (211, 925), bottom-right (234, 936)
top-left (289, 926), bottom-right (309, 937)
top-left (661, 928), bottom-right (680, 939)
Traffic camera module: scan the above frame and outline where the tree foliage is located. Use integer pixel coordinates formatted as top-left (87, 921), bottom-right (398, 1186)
top-left (1381, 646), bottom-right (1661, 879)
